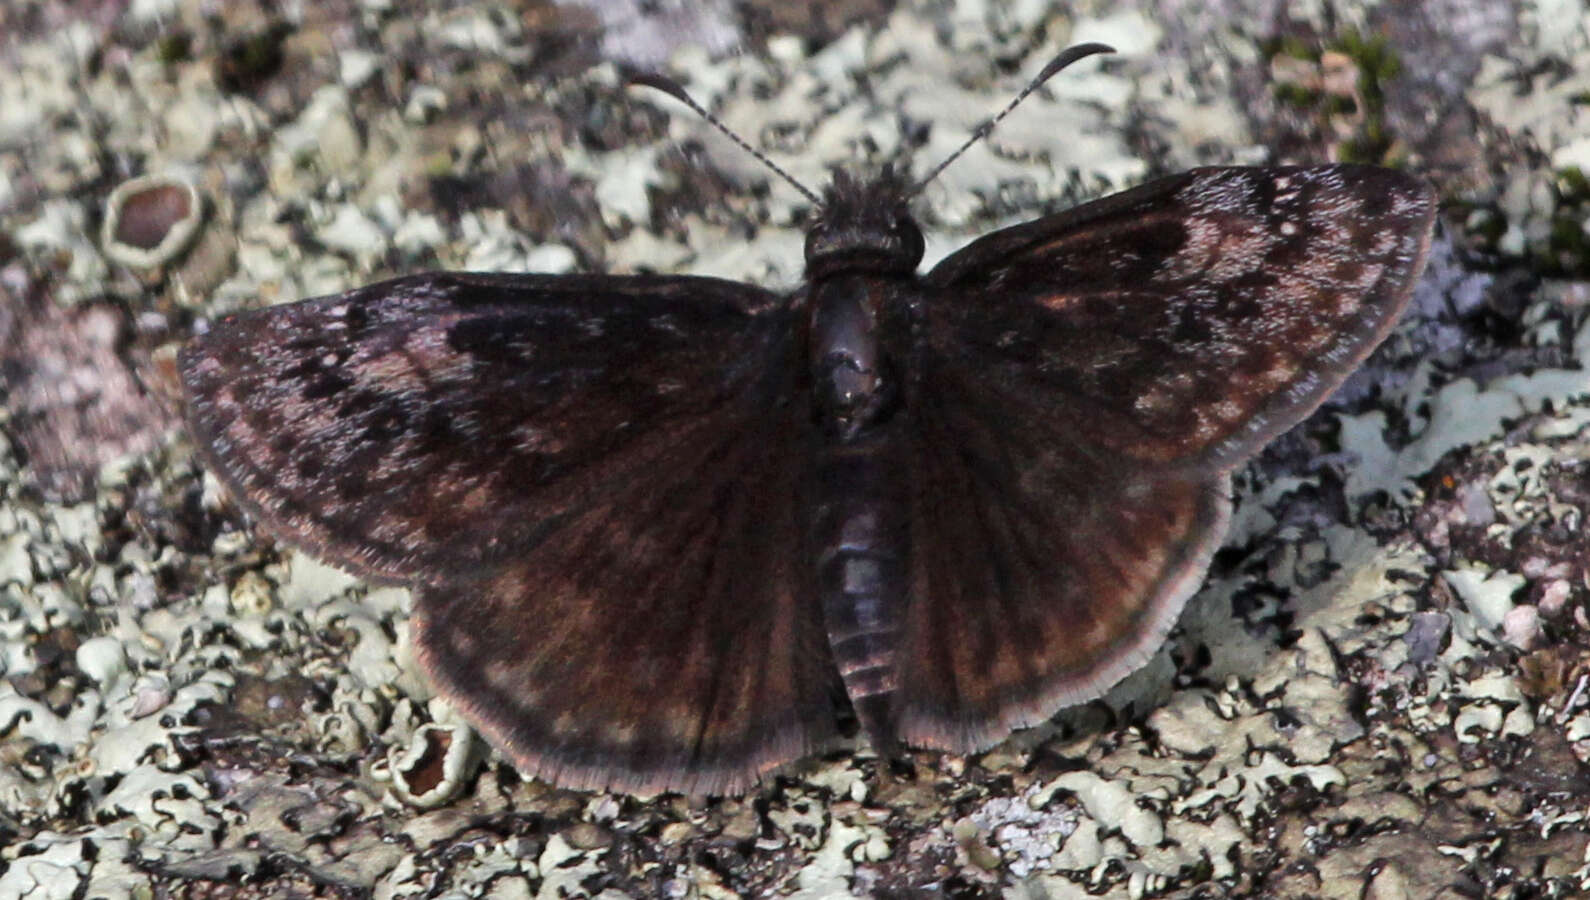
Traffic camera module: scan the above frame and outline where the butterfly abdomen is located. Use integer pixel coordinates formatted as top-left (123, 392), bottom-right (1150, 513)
top-left (808, 273), bottom-right (914, 753)
top-left (811, 435), bottom-right (909, 751)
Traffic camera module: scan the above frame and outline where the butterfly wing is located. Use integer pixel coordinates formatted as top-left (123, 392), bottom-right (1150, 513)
top-left (924, 165), bottom-right (1436, 469)
top-left (897, 384), bottom-right (1231, 750)
top-left (183, 271), bottom-right (790, 581)
top-left (181, 271), bottom-right (840, 793)
top-left (411, 380), bottom-right (833, 794)
top-left (893, 165), bottom-right (1434, 749)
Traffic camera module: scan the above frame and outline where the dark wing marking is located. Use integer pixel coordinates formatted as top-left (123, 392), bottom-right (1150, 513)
top-left (180, 271), bottom-right (790, 583)
top-left (925, 165), bottom-right (1436, 470)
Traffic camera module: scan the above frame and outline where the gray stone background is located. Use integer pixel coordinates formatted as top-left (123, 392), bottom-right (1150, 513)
top-left (2, 0), bottom-right (1589, 896)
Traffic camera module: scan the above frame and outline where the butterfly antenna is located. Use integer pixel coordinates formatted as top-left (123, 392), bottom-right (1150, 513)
top-left (908, 42), bottom-right (1116, 196)
top-left (629, 72), bottom-right (824, 207)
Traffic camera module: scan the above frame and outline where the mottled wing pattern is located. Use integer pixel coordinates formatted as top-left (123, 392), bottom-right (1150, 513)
top-left (925, 165), bottom-right (1437, 469)
top-left (182, 272), bottom-right (786, 581)
top-left (181, 271), bottom-right (841, 793)
top-left (894, 165), bottom-right (1434, 749)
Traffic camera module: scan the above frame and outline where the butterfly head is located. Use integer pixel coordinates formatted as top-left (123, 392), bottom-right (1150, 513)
top-left (805, 167), bottom-right (925, 279)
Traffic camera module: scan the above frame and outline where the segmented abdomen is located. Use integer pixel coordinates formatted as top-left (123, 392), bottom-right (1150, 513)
top-left (810, 431), bottom-right (910, 750)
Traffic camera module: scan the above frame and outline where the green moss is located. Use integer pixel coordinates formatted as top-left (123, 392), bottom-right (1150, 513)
top-left (1331, 29), bottom-right (1403, 105)
top-left (1557, 166), bottom-right (1590, 204)
top-left (1550, 169), bottom-right (1590, 275)
top-left (1546, 213), bottom-right (1590, 274)
top-left (215, 22), bottom-right (291, 93)
top-left (1326, 28), bottom-right (1405, 166)
top-left (1467, 208), bottom-right (1507, 246)
top-left (1261, 35), bottom-right (1320, 62)
top-left (422, 153), bottom-right (457, 178)
top-left (1322, 94), bottom-right (1359, 117)
top-left (1262, 28), bottom-right (1410, 166)
top-left (154, 31), bottom-right (192, 65)
top-left (1273, 82), bottom-right (1322, 108)
top-left (233, 33), bottom-right (281, 73)
top-left (1337, 118), bottom-right (1391, 165)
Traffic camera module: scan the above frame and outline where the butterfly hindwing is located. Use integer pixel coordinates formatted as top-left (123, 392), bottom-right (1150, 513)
top-left (411, 385), bottom-right (839, 794)
top-left (896, 350), bottom-right (1231, 749)
top-left (925, 164), bottom-right (1436, 470)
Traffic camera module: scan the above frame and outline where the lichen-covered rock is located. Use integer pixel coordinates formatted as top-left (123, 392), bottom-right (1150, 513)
top-left (3, 0), bottom-right (1590, 896)
top-left (100, 174), bottom-right (205, 269)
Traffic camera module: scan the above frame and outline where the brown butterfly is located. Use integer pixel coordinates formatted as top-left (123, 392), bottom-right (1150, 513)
top-left (178, 45), bottom-right (1437, 794)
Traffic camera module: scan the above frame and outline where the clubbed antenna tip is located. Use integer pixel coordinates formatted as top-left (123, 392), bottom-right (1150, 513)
top-left (627, 72), bottom-right (823, 207)
top-left (909, 43), bottom-right (1116, 196)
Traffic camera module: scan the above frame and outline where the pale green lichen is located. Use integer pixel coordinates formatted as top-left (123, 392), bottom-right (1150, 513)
top-left (3, 0), bottom-right (1589, 896)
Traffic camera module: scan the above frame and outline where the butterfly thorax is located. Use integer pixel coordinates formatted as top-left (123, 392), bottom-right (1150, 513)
top-left (805, 170), bottom-right (924, 440)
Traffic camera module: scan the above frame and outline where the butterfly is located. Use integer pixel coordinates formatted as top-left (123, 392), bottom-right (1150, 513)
top-left (178, 45), bottom-right (1437, 795)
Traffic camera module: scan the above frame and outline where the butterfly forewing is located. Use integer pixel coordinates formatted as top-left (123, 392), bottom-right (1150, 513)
top-left (180, 271), bottom-right (792, 582)
top-left (925, 165), bottom-right (1437, 470)
top-left (181, 271), bottom-right (845, 793)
